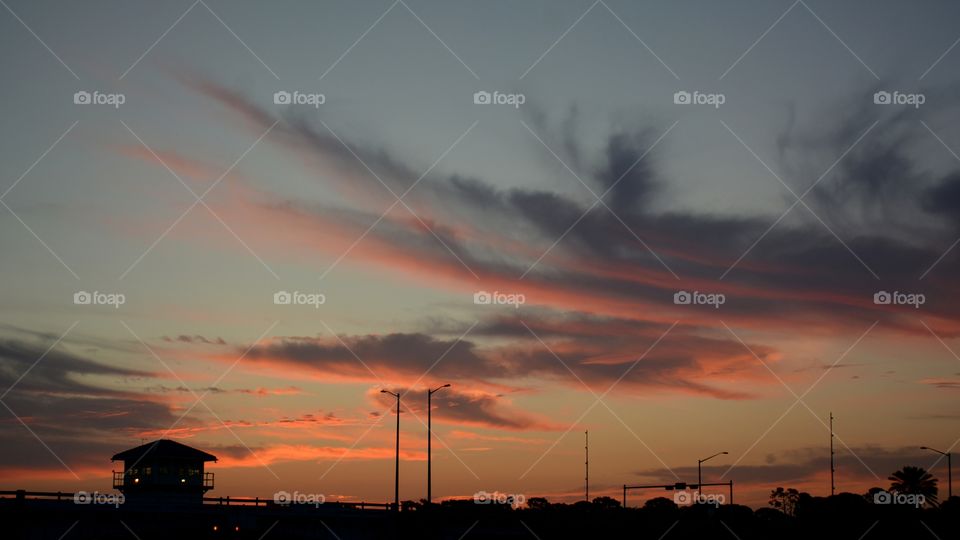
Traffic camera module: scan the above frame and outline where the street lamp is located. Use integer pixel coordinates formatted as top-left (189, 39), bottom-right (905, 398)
top-left (381, 389), bottom-right (401, 511)
top-left (427, 384), bottom-right (450, 505)
top-left (698, 452), bottom-right (729, 499)
top-left (921, 446), bottom-right (952, 499)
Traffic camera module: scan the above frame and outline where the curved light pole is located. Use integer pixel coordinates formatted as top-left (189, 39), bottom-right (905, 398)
top-left (427, 383), bottom-right (450, 504)
top-left (921, 446), bottom-right (952, 499)
top-left (381, 389), bottom-right (401, 511)
top-left (698, 451), bottom-right (728, 499)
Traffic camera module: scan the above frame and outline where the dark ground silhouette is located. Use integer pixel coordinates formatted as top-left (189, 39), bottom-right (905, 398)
top-left (3, 493), bottom-right (958, 539)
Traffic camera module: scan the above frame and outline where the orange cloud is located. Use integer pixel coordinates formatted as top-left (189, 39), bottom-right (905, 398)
top-left (213, 444), bottom-right (425, 468)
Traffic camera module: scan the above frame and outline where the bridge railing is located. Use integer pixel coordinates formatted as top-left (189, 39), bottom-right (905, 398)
top-left (0, 490), bottom-right (391, 511)
top-left (0, 490), bottom-right (75, 502)
top-left (203, 496), bottom-right (391, 511)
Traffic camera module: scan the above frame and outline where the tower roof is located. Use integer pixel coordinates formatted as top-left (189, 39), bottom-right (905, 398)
top-left (111, 439), bottom-right (217, 463)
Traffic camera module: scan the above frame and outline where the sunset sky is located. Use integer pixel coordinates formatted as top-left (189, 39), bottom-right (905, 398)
top-left (1, 0), bottom-right (959, 508)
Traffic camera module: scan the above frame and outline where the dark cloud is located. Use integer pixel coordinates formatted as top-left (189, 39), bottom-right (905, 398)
top-left (919, 378), bottom-right (960, 389)
top-left (0, 338), bottom-right (153, 396)
top-left (243, 321), bottom-right (766, 400)
top-left (108, 75), bottom-right (958, 427)
top-left (146, 384), bottom-right (302, 396)
top-left (246, 332), bottom-right (502, 381)
top-left (371, 387), bottom-right (558, 431)
top-left (594, 128), bottom-right (660, 214)
top-left (0, 324), bottom-right (142, 355)
top-left (161, 335), bottom-right (227, 345)
top-left (922, 172), bottom-right (960, 227)
top-left (0, 337), bottom-right (179, 475)
top-left (179, 76), bottom-right (960, 341)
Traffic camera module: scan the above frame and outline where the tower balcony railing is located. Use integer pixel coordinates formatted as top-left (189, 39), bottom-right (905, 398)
top-left (111, 471), bottom-right (214, 490)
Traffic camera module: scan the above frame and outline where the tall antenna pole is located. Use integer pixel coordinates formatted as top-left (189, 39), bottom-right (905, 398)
top-left (829, 412), bottom-right (836, 496)
top-left (585, 430), bottom-right (589, 502)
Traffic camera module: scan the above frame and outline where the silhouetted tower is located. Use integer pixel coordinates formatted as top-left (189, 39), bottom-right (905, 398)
top-left (112, 439), bottom-right (216, 506)
top-left (829, 412), bottom-right (836, 496)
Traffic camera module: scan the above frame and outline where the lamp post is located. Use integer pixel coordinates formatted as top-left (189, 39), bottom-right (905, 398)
top-left (427, 384), bottom-right (450, 505)
top-left (381, 389), bottom-right (401, 511)
top-left (921, 446), bottom-right (952, 499)
top-left (698, 451), bottom-right (728, 500)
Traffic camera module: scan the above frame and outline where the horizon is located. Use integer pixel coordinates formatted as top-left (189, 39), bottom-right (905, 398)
top-left (1, 0), bottom-right (959, 514)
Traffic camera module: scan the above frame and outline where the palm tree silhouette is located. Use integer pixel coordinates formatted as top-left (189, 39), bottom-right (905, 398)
top-left (889, 466), bottom-right (939, 506)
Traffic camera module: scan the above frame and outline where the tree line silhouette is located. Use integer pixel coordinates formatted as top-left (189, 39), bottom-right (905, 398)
top-left (2, 464), bottom-right (957, 539)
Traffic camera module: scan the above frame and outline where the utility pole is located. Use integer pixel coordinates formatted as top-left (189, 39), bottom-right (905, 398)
top-left (921, 446), bottom-right (952, 500)
top-left (698, 451), bottom-right (728, 499)
top-left (584, 430), bottom-right (589, 502)
top-left (829, 412), bottom-right (836, 496)
top-left (427, 384), bottom-right (450, 505)
top-left (381, 390), bottom-right (401, 511)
